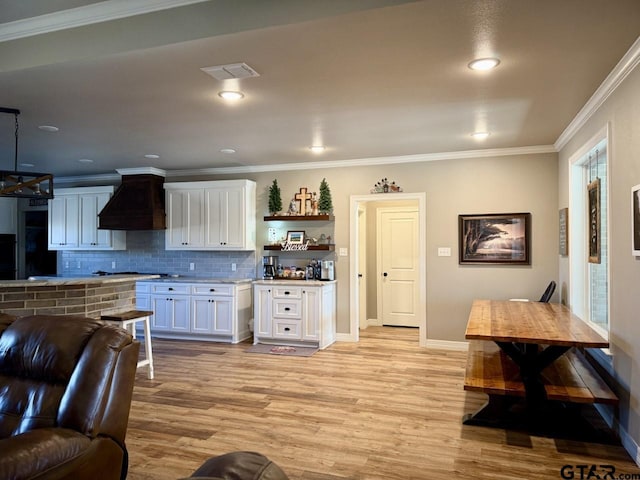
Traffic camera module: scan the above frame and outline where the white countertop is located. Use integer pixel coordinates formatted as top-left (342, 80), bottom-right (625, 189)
top-left (139, 277), bottom-right (253, 284)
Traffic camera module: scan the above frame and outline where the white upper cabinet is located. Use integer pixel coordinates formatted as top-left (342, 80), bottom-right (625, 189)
top-left (166, 188), bottom-right (205, 249)
top-left (165, 180), bottom-right (256, 251)
top-left (48, 186), bottom-right (125, 250)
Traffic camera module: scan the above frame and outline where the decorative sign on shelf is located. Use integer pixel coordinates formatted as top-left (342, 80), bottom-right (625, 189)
top-left (371, 178), bottom-right (402, 193)
top-left (281, 241), bottom-right (310, 251)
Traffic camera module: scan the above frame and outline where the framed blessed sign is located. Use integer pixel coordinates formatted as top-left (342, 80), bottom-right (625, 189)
top-left (458, 213), bottom-right (531, 265)
top-left (633, 184), bottom-right (640, 256)
top-left (588, 178), bottom-right (601, 264)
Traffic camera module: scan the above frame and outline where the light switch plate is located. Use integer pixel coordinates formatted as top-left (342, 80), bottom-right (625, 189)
top-left (438, 247), bottom-right (451, 257)
top-left (339, 247), bottom-right (348, 256)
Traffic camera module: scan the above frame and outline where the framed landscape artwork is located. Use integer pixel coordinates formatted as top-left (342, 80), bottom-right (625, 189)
top-left (459, 213), bottom-right (531, 265)
top-left (633, 184), bottom-right (640, 256)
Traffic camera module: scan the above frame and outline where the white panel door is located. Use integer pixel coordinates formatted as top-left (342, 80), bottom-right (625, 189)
top-left (378, 208), bottom-right (420, 327)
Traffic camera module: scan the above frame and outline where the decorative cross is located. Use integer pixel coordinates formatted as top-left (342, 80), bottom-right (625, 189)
top-left (294, 187), bottom-right (312, 216)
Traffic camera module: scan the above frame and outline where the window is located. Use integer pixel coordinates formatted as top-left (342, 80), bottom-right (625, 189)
top-left (569, 128), bottom-right (609, 338)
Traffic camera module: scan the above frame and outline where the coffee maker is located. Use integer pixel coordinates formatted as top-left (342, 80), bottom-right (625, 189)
top-left (262, 255), bottom-right (278, 279)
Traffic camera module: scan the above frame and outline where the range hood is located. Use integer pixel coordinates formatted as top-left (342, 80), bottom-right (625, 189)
top-left (98, 167), bottom-right (166, 230)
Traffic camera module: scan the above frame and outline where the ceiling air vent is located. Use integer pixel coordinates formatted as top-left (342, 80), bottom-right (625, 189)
top-left (200, 62), bottom-right (260, 81)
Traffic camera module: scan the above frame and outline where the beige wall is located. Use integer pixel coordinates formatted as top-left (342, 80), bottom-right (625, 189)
top-left (558, 63), bottom-right (640, 450)
top-left (197, 150), bottom-right (559, 342)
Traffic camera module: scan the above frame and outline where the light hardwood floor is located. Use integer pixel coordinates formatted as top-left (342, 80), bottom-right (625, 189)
top-left (126, 327), bottom-right (640, 479)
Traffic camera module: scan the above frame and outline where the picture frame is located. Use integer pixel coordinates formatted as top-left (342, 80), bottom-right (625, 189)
top-left (286, 230), bottom-right (305, 244)
top-left (588, 178), bottom-right (601, 264)
top-left (459, 213), bottom-right (531, 265)
top-left (633, 184), bottom-right (640, 256)
top-left (559, 207), bottom-right (568, 256)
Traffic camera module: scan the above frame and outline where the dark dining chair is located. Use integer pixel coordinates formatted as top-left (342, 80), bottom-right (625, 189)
top-left (539, 281), bottom-right (556, 303)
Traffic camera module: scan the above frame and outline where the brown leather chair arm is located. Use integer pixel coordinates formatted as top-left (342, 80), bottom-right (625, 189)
top-left (0, 428), bottom-right (90, 479)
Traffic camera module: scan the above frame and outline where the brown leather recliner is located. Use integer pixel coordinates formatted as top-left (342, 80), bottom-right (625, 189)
top-left (0, 313), bottom-right (140, 480)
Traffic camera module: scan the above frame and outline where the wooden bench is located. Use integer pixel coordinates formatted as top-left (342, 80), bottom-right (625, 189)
top-left (464, 341), bottom-right (618, 405)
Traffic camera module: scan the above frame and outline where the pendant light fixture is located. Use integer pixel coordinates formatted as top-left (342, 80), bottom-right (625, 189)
top-left (0, 106), bottom-right (54, 199)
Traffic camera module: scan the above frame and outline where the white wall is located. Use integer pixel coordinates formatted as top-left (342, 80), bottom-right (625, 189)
top-left (558, 61), bottom-right (640, 455)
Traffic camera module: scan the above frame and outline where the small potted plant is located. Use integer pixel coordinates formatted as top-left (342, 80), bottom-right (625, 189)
top-left (268, 179), bottom-right (282, 216)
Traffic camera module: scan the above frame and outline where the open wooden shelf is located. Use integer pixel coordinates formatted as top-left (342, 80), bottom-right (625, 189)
top-left (263, 214), bottom-right (334, 221)
top-left (264, 244), bottom-right (335, 251)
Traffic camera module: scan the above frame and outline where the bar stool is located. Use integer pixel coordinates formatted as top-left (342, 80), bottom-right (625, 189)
top-left (101, 310), bottom-right (154, 379)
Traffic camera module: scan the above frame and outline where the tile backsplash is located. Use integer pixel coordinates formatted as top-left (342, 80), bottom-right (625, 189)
top-left (59, 230), bottom-right (257, 278)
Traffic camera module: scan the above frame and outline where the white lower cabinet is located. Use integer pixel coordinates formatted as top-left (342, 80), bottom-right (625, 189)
top-left (136, 280), bottom-right (251, 343)
top-left (253, 280), bottom-right (336, 349)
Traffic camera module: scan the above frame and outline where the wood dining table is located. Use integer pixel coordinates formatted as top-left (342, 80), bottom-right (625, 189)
top-left (463, 299), bottom-right (614, 436)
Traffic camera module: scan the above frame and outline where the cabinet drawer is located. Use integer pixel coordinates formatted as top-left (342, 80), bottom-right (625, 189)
top-left (151, 284), bottom-right (191, 295)
top-left (273, 299), bottom-right (301, 318)
top-left (192, 284), bottom-right (233, 296)
top-left (136, 282), bottom-right (151, 294)
top-left (273, 319), bottom-right (302, 340)
top-left (272, 286), bottom-right (303, 299)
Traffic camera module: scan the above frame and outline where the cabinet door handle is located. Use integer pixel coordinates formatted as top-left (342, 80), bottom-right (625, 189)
top-left (209, 288), bottom-right (215, 292)
top-left (284, 307), bottom-right (290, 311)
top-left (168, 287), bottom-right (174, 291)
top-left (284, 327), bottom-right (290, 332)
top-left (284, 291), bottom-right (290, 295)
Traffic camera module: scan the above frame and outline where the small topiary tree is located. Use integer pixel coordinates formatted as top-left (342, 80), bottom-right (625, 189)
top-left (268, 179), bottom-right (282, 215)
top-left (318, 178), bottom-right (333, 214)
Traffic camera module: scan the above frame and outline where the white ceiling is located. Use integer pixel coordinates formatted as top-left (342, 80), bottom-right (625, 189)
top-left (0, 0), bottom-right (639, 179)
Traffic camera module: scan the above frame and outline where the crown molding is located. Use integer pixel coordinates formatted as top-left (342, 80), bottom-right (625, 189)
top-left (0, 0), bottom-right (210, 42)
top-left (555, 35), bottom-right (640, 151)
top-left (55, 144), bottom-right (557, 185)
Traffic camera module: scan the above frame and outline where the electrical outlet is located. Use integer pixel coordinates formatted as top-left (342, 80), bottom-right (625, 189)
top-left (339, 247), bottom-right (348, 257)
top-left (437, 247), bottom-right (451, 257)
top-left (112, 261), bottom-right (116, 269)
top-left (76, 261), bottom-right (81, 269)
top-left (231, 263), bottom-right (237, 271)
top-left (65, 261), bottom-right (69, 269)
top-left (190, 262), bottom-right (195, 271)
top-left (268, 228), bottom-right (277, 242)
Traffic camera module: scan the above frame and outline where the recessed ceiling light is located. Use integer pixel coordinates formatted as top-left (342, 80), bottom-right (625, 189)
top-left (471, 131), bottom-right (490, 140)
top-left (218, 91), bottom-right (244, 100)
top-left (78, 158), bottom-right (94, 163)
top-left (220, 148), bottom-right (236, 154)
top-left (20, 163), bottom-right (34, 167)
top-left (309, 145), bottom-right (326, 154)
top-left (38, 125), bottom-right (59, 132)
top-left (468, 58), bottom-right (500, 71)
top-left (144, 154), bottom-right (160, 159)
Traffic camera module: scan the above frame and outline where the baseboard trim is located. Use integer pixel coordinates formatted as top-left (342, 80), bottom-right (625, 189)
top-left (336, 332), bottom-right (357, 342)
top-left (425, 339), bottom-right (469, 351)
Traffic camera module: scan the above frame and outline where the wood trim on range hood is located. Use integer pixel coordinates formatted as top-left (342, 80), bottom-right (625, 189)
top-left (98, 168), bottom-right (166, 231)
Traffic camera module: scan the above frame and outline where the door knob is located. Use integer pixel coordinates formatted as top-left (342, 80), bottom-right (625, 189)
top-left (383, 272), bottom-right (388, 277)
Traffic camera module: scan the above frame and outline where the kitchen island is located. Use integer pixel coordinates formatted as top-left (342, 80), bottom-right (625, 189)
top-left (0, 274), bottom-right (159, 318)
